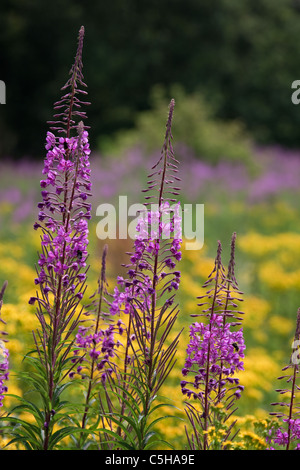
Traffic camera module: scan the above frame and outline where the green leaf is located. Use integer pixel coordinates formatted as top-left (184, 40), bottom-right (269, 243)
top-left (145, 414), bottom-right (182, 435)
top-left (148, 401), bottom-right (180, 416)
top-left (144, 439), bottom-right (175, 450)
top-left (2, 435), bottom-right (35, 450)
top-left (108, 386), bottom-right (141, 421)
top-left (0, 416), bottom-right (44, 449)
top-left (143, 431), bottom-right (156, 446)
top-left (103, 413), bottom-right (142, 447)
top-left (48, 426), bottom-right (91, 450)
top-left (52, 381), bottom-right (74, 405)
top-left (96, 428), bottom-right (137, 450)
top-left (4, 393), bottom-right (44, 423)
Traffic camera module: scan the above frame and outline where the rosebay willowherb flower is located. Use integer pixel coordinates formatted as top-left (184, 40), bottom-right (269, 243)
top-left (30, 118), bottom-right (91, 303)
top-left (30, 26), bottom-right (91, 450)
top-left (0, 27), bottom-right (93, 451)
top-left (182, 233), bottom-right (245, 450)
top-left (0, 281), bottom-right (8, 410)
top-left (29, 26), bottom-right (91, 319)
top-left (268, 308), bottom-right (300, 450)
top-left (100, 99), bottom-right (183, 449)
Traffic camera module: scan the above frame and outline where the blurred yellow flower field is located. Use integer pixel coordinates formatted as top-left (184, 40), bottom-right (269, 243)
top-left (1, 137), bottom-right (300, 450)
top-left (1, 213), bottom-right (300, 449)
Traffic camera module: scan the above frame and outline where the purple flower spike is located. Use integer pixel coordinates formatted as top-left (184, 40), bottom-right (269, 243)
top-left (27, 26), bottom-right (92, 450)
top-left (0, 281), bottom-right (9, 408)
top-left (32, 116), bottom-right (91, 301)
top-left (182, 233), bottom-right (246, 450)
top-left (102, 99), bottom-right (184, 445)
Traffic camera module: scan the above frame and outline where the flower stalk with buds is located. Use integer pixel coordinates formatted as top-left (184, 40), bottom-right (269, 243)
top-left (100, 99), bottom-right (183, 450)
top-left (69, 244), bottom-right (125, 449)
top-left (1, 27), bottom-right (92, 451)
top-left (182, 234), bottom-right (245, 450)
top-left (0, 281), bottom-right (9, 410)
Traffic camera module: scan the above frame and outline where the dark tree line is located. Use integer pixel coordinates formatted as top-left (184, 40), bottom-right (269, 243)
top-left (1, 0), bottom-right (300, 158)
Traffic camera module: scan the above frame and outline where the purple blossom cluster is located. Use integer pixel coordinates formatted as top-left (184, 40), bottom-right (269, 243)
top-left (181, 315), bottom-right (245, 400)
top-left (181, 235), bottom-right (246, 450)
top-left (73, 321), bottom-right (123, 384)
top-left (29, 125), bottom-right (91, 305)
top-left (267, 418), bottom-right (300, 450)
top-left (0, 340), bottom-right (9, 408)
top-left (109, 201), bottom-right (182, 322)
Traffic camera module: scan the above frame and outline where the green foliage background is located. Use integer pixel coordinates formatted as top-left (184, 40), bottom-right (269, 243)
top-left (1, 0), bottom-right (300, 158)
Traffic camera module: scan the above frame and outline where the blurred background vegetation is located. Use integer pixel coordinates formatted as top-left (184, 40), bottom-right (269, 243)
top-left (2, 0), bottom-right (300, 160)
top-left (2, 0), bottom-right (300, 448)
